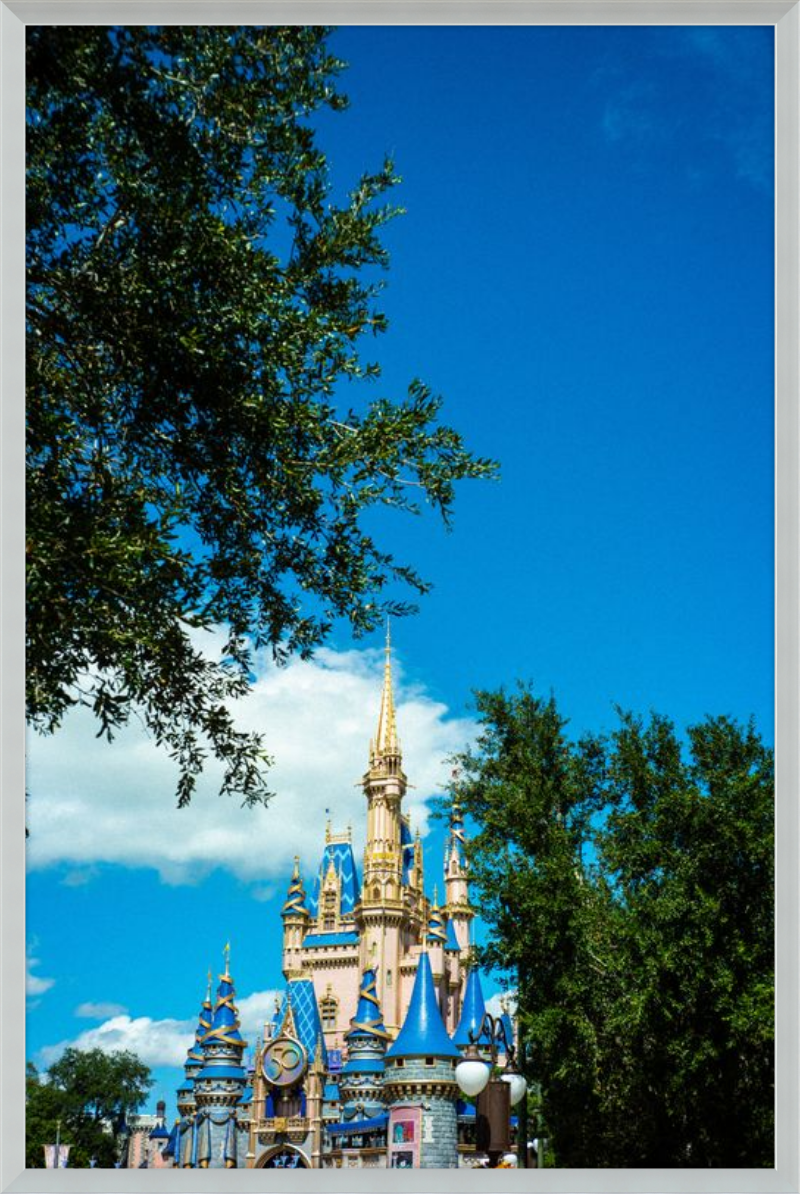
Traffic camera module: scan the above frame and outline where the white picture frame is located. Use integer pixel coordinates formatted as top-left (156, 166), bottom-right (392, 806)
top-left (2, 3), bottom-right (797, 1191)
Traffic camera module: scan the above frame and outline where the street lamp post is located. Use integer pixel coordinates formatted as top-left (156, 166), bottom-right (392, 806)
top-left (454, 1013), bottom-right (527, 1168)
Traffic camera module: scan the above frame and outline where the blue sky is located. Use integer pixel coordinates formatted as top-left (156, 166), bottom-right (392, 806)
top-left (26, 25), bottom-right (774, 1118)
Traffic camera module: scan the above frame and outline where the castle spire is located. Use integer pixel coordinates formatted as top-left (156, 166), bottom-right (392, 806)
top-left (281, 857), bottom-right (309, 918)
top-left (371, 619), bottom-right (400, 764)
top-left (361, 622), bottom-right (407, 1032)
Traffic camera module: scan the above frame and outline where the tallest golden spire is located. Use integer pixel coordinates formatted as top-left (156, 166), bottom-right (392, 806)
top-left (371, 619), bottom-right (400, 763)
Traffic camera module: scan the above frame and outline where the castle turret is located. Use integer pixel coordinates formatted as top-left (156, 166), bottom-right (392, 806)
top-left (339, 968), bottom-right (390, 1123)
top-left (281, 857), bottom-right (309, 978)
top-left (444, 797), bottom-right (473, 954)
top-left (192, 946), bottom-right (247, 1168)
top-left (383, 953), bottom-right (460, 1168)
top-left (358, 623), bottom-right (407, 1032)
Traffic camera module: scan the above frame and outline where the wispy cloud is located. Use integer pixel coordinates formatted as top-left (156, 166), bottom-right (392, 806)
top-left (26, 641), bottom-right (476, 887)
top-left (37, 1015), bottom-right (195, 1071)
top-left (75, 1001), bottom-right (129, 1020)
top-left (596, 27), bottom-right (773, 193)
top-left (26, 947), bottom-right (55, 1000)
top-left (38, 986), bottom-right (282, 1070)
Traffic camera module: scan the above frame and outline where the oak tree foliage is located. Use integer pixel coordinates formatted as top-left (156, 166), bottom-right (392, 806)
top-left (26, 1049), bottom-right (153, 1168)
top-left (27, 26), bottom-right (495, 807)
top-left (454, 687), bottom-right (773, 1167)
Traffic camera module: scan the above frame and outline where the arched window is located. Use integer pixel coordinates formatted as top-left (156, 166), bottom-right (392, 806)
top-left (321, 996), bottom-right (338, 1032)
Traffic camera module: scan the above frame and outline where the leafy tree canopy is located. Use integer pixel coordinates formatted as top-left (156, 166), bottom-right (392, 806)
top-left (27, 26), bottom-right (496, 807)
top-left (26, 1049), bottom-right (153, 1168)
top-left (454, 686), bottom-right (774, 1167)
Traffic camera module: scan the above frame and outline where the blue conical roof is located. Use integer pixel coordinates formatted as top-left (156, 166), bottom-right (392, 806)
top-left (386, 953), bottom-right (459, 1059)
top-left (453, 968), bottom-right (491, 1048)
top-left (282, 858), bottom-right (309, 918)
top-left (346, 969), bottom-right (390, 1041)
top-left (162, 1121), bottom-right (180, 1159)
top-left (201, 972), bottom-right (245, 1047)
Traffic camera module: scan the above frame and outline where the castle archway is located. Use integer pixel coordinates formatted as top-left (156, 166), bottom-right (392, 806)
top-left (255, 1144), bottom-right (310, 1169)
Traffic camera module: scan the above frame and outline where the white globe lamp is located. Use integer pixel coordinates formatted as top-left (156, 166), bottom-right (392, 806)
top-left (455, 1057), bottom-right (491, 1097)
top-left (501, 1070), bottom-right (528, 1107)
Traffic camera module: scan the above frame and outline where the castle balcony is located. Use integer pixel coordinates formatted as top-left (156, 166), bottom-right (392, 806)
top-left (253, 1116), bottom-right (309, 1145)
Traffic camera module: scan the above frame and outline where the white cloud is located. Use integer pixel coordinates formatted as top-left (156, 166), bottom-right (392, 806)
top-left (26, 642), bottom-right (476, 886)
top-left (38, 987), bottom-right (283, 1071)
top-left (75, 1001), bottom-right (129, 1019)
top-left (485, 990), bottom-right (517, 1019)
top-left (236, 988), bottom-right (284, 1038)
top-left (37, 1015), bottom-right (195, 1071)
top-left (26, 948), bottom-right (55, 999)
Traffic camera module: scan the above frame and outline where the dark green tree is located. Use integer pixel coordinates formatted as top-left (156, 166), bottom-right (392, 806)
top-left (27, 26), bottom-right (495, 808)
top-left (26, 1049), bottom-right (153, 1168)
top-left (454, 686), bottom-right (774, 1167)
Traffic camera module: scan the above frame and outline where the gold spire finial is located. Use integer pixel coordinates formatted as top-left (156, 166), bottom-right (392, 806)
top-left (206, 969), bottom-right (213, 1001)
top-left (373, 619), bottom-right (399, 759)
top-left (433, 883), bottom-right (439, 907)
top-left (292, 855), bottom-right (300, 879)
top-left (223, 942), bottom-right (231, 977)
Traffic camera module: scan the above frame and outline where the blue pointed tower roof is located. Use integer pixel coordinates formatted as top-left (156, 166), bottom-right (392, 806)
top-left (444, 916), bottom-right (460, 952)
top-left (307, 838), bottom-right (359, 917)
top-left (162, 1120), bottom-right (180, 1160)
top-left (499, 1010), bottom-right (514, 1052)
top-left (453, 968), bottom-right (491, 1048)
top-left (201, 949), bottom-right (246, 1048)
top-left (282, 857), bottom-right (309, 918)
top-left (386, 953), bottom-right (459, 1060)
top-left (346, 969), bottom-right (390, 1041)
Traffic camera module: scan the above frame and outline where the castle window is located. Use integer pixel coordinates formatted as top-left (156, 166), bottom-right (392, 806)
top-left (323, 914), bottom-right (335, 931)
top-left (425, 1057), bottom-right (435, 1066)
top-left (321, 996), bottom-right (338, 1032)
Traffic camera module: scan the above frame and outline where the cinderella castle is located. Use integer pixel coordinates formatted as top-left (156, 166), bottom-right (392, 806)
top-left (130, 631), bottom-right (509, 1169)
